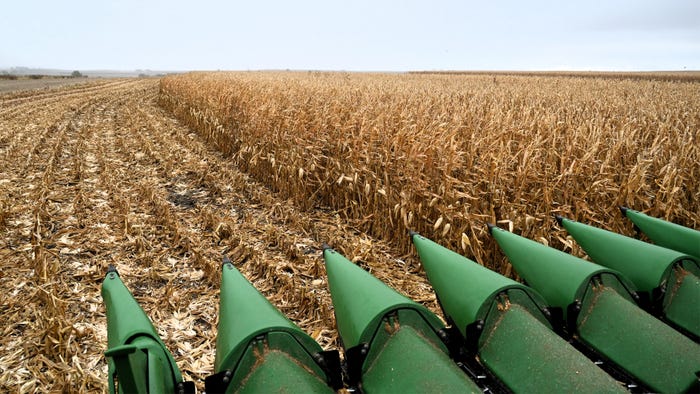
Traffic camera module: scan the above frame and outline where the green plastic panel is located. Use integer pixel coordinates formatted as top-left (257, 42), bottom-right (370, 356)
top-left (221, 331), bottom-right (329, 392)
top-left (561, 216), bottom-right (690, 292)
top-left (624, 208), bottom-right (700, 260)
top-left (362, 324), bottom-right (481, 393)
top-left (411, 233), bottom-right (549, 335)
top-left (102, 271), bottom-right (169, 352)
top-left (577, 285), bottom-right (700, 393)
top-left (233, 350), bottom-right (333, 393)
top-left (479, 303), bottom-right (625, 393)
top-left (490, 226), bottom-right (634, 316)
top-left (102, 270), bottom-right (184, 394)
top-left (323, 247), bottom-right (444, 348)
top-left (215, 263), bottom-right (327, 385)
top-left (105, 337), bottom-right (176, 394)
top-left (324, 247), bottom-right (483, 390)
top-left (663, 263), bottom-right (700, 338)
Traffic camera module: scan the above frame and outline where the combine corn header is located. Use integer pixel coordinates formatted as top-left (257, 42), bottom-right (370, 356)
top-left (103, 210), bottom-right (700, 393)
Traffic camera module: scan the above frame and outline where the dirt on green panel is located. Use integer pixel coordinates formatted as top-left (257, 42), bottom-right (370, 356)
top-left (479, 303), bottom-right (625, 393)
top-left (362, 325), bottom-right (481, 393)
top-left (577, 285), bottom-right (700, 393)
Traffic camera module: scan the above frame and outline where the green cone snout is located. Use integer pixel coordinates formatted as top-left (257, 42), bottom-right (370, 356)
top-left (323, 246), bottom-right (481, 393)
top-left (491, 226), bottom-right (700, 393)
top-left (102, 267), bottom-right (189, 394)
top-left (621, 207), bottom-right (700, 259)
top-left (208, 261), bottom-right (336, 393)
top-left (412, 233), bottom-right (624, 393)
top-left (559, 216), bottom-right (700, 338)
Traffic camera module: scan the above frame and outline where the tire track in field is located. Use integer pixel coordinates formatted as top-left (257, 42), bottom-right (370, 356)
top-left (0, 83), bottom-right (116, 167)
top-left (0, 80), bottom-right (131, 118)
top-left (84, 83), bottom-right (221, 384)
top-left (134, 88), bottom-right (440, 335)
top-left (0, 81), bottom-right (134, 161)
top-left (0, 80), bottom-right (159, 392)
top-left (1, 98), bottom-right (95, 392)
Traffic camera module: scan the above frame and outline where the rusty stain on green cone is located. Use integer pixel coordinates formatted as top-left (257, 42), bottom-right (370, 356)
top-left (411, 232), bottom-right (625, 393)
top-left (558, 214), bottom-right (696, 293)
top-left (559, 215), bottom-right (700, 338)
top-left (490, 225), bottom-right (700, 393)
top-left (323, 246), bottom-right (482, 393)
top-left (212, 260), bottom-right (334, 393)
top-left (490, 223), bottom-right (637, 316)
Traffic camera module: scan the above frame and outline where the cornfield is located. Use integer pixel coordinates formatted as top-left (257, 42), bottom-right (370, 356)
top-left (160, 71), bottom-right (700, 275)
top-left (1, 78), bottom-right (440, 392)
top-left (1, 72), bottom-right (698, 392)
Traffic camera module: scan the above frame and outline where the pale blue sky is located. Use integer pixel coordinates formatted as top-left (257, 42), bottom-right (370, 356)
top-left (1, 0), bottom-right (698, 71)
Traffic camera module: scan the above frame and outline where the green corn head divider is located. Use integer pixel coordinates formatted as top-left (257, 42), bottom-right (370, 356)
top-left (102, 215), bottom-right (700, 392)
top-left (322, 246), bottom-right (482, 393)
top-left (621, 206), bottom-right (700, 260)
top-left (410, 232), bottom-right (625, 393)
top-left (491, 225), bottom-right (700, 393)
top-left (102, 266), bottom-right (194, 394)
top-left (558, 215), bottom-right (700, 339)
top-left (205, 258), bottom-right (341, 393)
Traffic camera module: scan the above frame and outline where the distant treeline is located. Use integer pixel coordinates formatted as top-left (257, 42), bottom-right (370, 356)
top-left (409, 70), bottom-right (700, 82)
top-left (0, 73), bottom-right (86, 80)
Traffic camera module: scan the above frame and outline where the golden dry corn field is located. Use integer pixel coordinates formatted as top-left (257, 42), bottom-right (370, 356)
top-left (0, 72), bottom-right (698, 392)
top-left (161, 71), bottom-right (700, 271)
